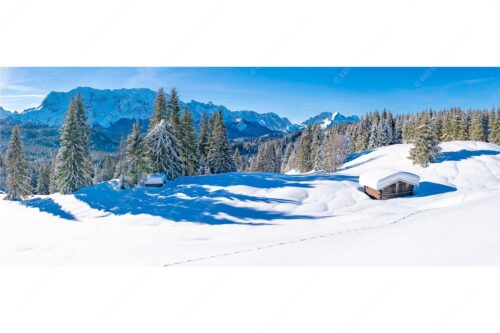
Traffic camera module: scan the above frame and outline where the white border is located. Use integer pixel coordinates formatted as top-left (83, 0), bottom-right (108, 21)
top-left (1, 1), bottom-right (500, 332)
top-left (0, 0), bottom-right (499, 66)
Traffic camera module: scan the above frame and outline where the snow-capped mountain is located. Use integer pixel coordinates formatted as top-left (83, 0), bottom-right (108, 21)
top-left (12, 87), bottom-right (295, 137)
top-left (301, 111), bottom-right (359, 128)
top-left (7, 87), bottom-right (360, 141)
top-left (0, 106), bottom-right (12, 119)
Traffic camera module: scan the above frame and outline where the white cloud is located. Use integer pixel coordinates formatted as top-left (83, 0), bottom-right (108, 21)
top-left (0, 68), bottom-right (45, 111)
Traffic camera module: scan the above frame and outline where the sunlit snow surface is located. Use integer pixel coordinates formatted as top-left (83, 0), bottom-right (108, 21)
top-left (1, 141), bottom-right (499, 266)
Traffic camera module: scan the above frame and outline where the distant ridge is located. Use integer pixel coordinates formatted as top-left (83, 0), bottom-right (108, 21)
top-left (4, 87), bottom-right (359, 140)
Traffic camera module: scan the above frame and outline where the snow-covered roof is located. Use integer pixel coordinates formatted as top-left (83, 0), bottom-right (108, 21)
top-left (144, 173), bottom-right (167, 185)
top-left (359, 169), bottom-right (420, 190)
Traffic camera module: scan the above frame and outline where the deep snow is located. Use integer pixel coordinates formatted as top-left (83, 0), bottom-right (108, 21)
top-left (1, 141), bottom-right (499, 266)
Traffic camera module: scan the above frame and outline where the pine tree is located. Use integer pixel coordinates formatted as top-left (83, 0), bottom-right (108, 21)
top-left (469, 111), bottom-right (487, 141)
top-left (355, 116), bottom-right (370, 151)
top-left (488, 109), bottom-right (500, 144)
top-left (75, 93), bottom-right (91, 153)
top-left (74, 93), bottom-right (94, 182)
top-left (126, 123), bottom-right (148, 186)
top-left (318, 129), bottom-right (352, 172)
top-left (368, 121), bottom-right (379, 148)
top-left (402, 117), bottom-right (416, 144)
top-left (233, 147), bottom-right (244, 171)
top-left (252, 143), bottom-right (266, 172)
top-left (145, 119), bottom-right (181, 180)
top-left (4, 127), bottom-right (32, 200)
top-left (378, 120), bottom-right (390, 147)
top-left (95, 156), bottom-right (115, 183)
top-left (281, 142), bottom-right (296, 173)
top-left (295, 125), bottom-right (314, 172)
top-left (35, 163), bottom-right (51, 195)
top-left (167, 88), bottom-right (182, 141)
top-left (179, 109), bottom-right (199, 176)
top-left (310, 124), bottom-right (322, 170)
top-left (254, 141), bottom-right (281, 173)
top-left (149, 88), bottom-right (167, 129)
top-left (408, 114), bottom-right (441, 167)
top-left (454, 110), bottom-right (468, 140)
top-left (441, 110), bottom-right (454, 141)
top-left (53, 98), bottom-right (93, 194)
top-left (48, 156), bottom-right (58, 194)
top-left (393, 116), bottom-right (404, 144)
top-left (114, 135), bottom-right (128, 188)
top-left (198, 113), bottom-right (210, 174)
top-left (431, 112), bottom-right (442, 141)
top-left (206, 111), bottom-right (235, 174)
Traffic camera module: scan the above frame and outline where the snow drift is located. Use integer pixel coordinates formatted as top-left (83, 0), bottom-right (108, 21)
top-left (0, 141), bottom-right (499, 266)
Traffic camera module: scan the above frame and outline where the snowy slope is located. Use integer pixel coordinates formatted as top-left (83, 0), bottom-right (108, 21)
top-left (1, 141), bottom-right (499, 266)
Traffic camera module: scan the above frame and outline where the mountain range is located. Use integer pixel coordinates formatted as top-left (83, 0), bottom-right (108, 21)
top-left (0, 106), bottom-right (12, 119)
top-left (2, 87), bottom-right (359, 142)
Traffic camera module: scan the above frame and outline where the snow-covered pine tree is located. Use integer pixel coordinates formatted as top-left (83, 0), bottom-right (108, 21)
top-left (319, 128), bottom-right (352, 173)
top-left (255, 141), bottom-right (280, 173)
top-left (368, 120), bottom-right (379, 149)
top-left (488, 109), bottom-right (500, 144)
top-left (431, 111), bottom-right (442, 141)
top-left (469, 111), bottom-right (487, 141)
top-left (233, 147), bottom-right (244, 171)
top-left (393, 116), bottom-right (404, 144)
top-left (355, 116), bottom-right (370, 151)
top-left (198, 113), bottom-right (210, 174)
top-left (381, 110), bottom-right (394, 145)
top-left (295, 125), bottom-right (314, 172)
top-left (75, 93), bottom-right (91, 153)
top-left (252, 143), bottom-right (265, 172)
top-left (281, 142), bottom-right (296, 173)
top-left (402, 117), bottom-right (416, 143)
top-left (167, 88), bottom-right (182, 141)
top-left (35, 163), bottom-right (51, 195)
top-left (378, 120), bottom-right (390, 147)
top-left (453, 109), bottom-right (468, 140)
top-left (114, 135), bottom-right (128, 188)
top-left (408, 114), bottom-right (441, 167)
top-left (310, 124), bottom-right (322, 170)
top-left (206, 111), bottom-right (235, 174)
top-left (74, 93), bottom-right (94, 182)
top-left (126, 122), bottom-right (148, 186)
top-left (145, 119), bottom-right (181, 180)
top-left (149, 88), bottom-right (168, 129)
top-left (4, 126), bottom-right (32, 200)
top-left (179, 109), bottom-right (199, 176)
top-left (53, 98), bottom-right (93, 194)
top-left (48, 155), bottom-right (58, 194)
top-left (94, 156), bottom-right (115, 183)
top-left (318, 129), bottom-right (336, 172)
top-left (440, 110), bottom-right (453, 141)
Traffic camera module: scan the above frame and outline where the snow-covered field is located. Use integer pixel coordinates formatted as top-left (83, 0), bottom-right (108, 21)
top-left (1, 141), bottom-right (499, 266)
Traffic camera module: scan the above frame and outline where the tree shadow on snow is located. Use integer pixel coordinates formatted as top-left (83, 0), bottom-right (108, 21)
top-left (74, 173), bottom-right (359, 225)
top-left (436, 149), bottom-right (500, 162)
top-left (22, 198), bottom-right (77, 221)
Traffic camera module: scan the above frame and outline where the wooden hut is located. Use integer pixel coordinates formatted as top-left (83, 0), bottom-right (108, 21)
top-left (359, 169), bottom-right (420, 200)
top-left (143, 173), bottom-right (168, 187)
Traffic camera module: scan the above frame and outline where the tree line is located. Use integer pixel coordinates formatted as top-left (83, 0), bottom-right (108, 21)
top-left (2, 88), bottom-right (235, 200)
top-left (2, 94), bottom-right (500, 200)
top-left (232, 107), bottom-right (500, 173)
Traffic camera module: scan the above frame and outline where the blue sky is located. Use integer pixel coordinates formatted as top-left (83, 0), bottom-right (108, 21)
top-left (1, 67), bottom-right (499, 123)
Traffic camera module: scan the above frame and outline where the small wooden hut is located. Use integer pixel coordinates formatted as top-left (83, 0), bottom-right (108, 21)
top-left (359, 169), bottom-right (420, 200)
top-left (143, 173), bottom-right (168, 187)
